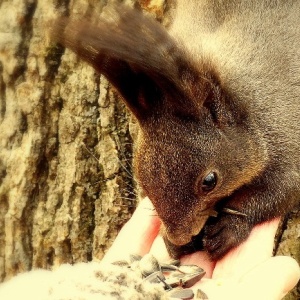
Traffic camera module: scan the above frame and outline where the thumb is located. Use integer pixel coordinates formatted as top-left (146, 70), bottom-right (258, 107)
top-left (101, 197), bottom-right (161, 264)
top-left (236, 256), bottom-right (300, 300)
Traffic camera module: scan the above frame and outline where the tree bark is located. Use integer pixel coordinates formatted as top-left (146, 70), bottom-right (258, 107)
top-left (276, 209), bottom-right (300, 300)
top-left (0, 0), bottom-right (172, 281)
top-left (0, 0), bottom-right (299, 298)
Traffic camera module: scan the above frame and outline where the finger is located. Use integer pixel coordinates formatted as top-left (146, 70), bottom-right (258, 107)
top-left (180, 251), bottom-right (215, 278)
top-left (101, 197), bottom-right (161, 264)
top-left (236, 256), bottom-right (300, 300)
top-left (212, 218), bottom-right (280, 280)
top-left (192, 256), bottom-right (300, 300)
top-left (149, 235), bottom-right (171, 262)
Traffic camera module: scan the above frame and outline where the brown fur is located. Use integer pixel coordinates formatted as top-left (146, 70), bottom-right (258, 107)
top-left (50, 1), bottom-right (300, 260)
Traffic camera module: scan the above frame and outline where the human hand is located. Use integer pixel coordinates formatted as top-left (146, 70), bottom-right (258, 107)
top-left (102, 198), bottom-right (300, 300)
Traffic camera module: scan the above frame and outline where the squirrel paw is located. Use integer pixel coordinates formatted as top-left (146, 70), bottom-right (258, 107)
top-left (203, 214), bottom-right (252, 261)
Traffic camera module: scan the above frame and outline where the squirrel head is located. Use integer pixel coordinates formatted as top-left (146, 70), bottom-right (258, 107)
top-left (134, 90), bottom-right (265, 245)
top-left (51, 5), bottom-right (268, 246)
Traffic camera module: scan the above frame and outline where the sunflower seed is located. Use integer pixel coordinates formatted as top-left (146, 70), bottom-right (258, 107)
top-left (129, 254), bottom-right (142, 263)
top-left (111, 260), bottom-right (129, 267)
top-left (178, 265), bottom-right (204, 274)
top-left (115, 253), bottom-right (206, 296)
top-left (139, 253), bottom-right (161, 277)
top-left (160, 263), bottom-right (182, 272)
top-left (143, 271), bottom-right (165, 284)
top-left (169, 288), bottom-right (194, 299)
top-left (196, 289), bottom-right (208, 300)
top-left (181, 271), bottom-right (205, 288)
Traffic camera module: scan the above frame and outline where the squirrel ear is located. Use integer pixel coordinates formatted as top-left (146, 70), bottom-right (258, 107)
top-left (50, 5), bottom-right (214, 121)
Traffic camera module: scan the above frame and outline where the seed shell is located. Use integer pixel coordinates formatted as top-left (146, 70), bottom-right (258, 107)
top-left (169, 288), bottom-right (194, 299)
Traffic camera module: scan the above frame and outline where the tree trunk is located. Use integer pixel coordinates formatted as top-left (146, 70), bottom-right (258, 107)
top-left (0, 0), bottom-right (299, 298)
top-left (276, 209), bottom-right (300, 300)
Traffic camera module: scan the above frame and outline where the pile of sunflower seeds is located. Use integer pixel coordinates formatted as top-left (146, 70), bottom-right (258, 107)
top-left (112, 254), bottom-right (208, 299)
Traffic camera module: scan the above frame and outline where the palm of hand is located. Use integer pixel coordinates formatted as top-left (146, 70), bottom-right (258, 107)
top-left (102, 198), bottom-right (300, 300)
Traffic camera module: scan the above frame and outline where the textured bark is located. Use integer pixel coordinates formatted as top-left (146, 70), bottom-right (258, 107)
top-left (0, 0), bottom-right (299, 298)
top-left (276, 208), bottom-right (300, 300)
top-left (0, 0), bottom-right (172, 281)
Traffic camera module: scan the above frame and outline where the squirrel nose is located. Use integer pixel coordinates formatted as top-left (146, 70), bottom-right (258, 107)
top-left (164, 215), bottom-right (209, 246)
top-left (166, 227), bottom-right (193, 245)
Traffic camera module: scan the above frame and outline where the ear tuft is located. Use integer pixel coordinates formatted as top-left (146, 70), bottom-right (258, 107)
top-left (50, 4), bottom-right (215, 120)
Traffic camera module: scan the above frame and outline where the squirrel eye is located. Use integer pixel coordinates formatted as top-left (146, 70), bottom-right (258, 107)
top-left (201, 172), bottom-right (217, 192)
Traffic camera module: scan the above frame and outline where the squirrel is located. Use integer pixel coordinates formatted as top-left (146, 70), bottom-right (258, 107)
top-left (50, 1), bottom-right (300, 260)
